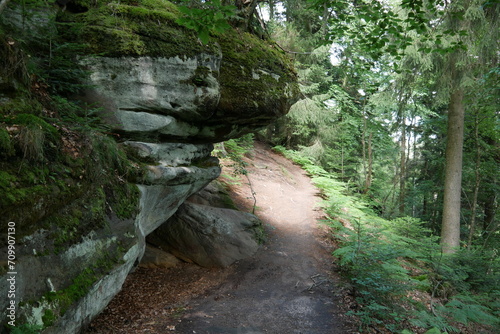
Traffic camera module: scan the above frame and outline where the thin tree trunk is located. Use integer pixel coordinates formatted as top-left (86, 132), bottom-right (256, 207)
top-left (361, 99), bottom-right (370, 193)
top-left (421, 159), bottom-right (429, 218)
top-left (440, 88), bottom-right (465, 253)
top-left (395, 86), bottom-right (410, 216)
top-left (398, 110), bottom-right (407, 215)
top-left (467, 114), bottom-right (481, 249)
top-left (367, 132), bottom-right (373, 192)
top-left (341, 142), bottom-right (345, 181)
top-left (268, 0), bottom-right (275, 20)
top-left (361, 109), bottom-right (368, 193)
top-left (412, 121), bottom-right (418, 216)
top-left (321, 3), bottom-right (330, 37)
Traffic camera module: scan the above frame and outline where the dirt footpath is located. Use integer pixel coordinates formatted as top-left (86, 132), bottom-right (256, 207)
top-left (86, 142), bottom-right (354, 334)
top-left (175, 142), bottom-right (350, 334)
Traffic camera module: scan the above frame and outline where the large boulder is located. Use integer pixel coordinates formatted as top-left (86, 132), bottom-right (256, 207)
top-left (139, 245), bottom-right (180, 269)
top-left (148, 202), bottom-right (262, 268)
top-left (67, 0), bottom-right (299, 142)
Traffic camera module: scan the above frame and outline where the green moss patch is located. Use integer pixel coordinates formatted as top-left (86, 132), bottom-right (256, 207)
top-left (27, 249), bottom-right (126, 329)
top-left (42, 186), bottom-right (106, 252)
top-left (59, 0), bottom-right (216, 57)
top-left (0, 161), bottom-right (83, 241)
top-left (0, 131), bottom-right (140, 244)
top-left (108, 182), bottom-right (140, 219)
top-left (216, 29), bottom-right (298, 118)
top-left (0, 127), bottom-right (15, 157)
top-left (0, 96), bottom-right (43, 116)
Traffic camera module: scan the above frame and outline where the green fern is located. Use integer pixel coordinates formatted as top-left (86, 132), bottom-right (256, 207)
top-left (269, 146), bottom-right (500, 333)
top-left (443, 294), bottom-right (499, 327)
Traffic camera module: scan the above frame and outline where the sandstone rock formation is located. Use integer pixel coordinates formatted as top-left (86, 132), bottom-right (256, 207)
top-left (0, 0), bottom-right (298, 332)
top-left (148, 202), bottom-right (262, 268)
top-left (139, 245), bottom-right (180, 269)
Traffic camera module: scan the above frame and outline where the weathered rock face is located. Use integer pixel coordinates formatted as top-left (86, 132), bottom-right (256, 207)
top-left (147, 181), bottom-right (264, 267)
top-left (78, 55), bottom-right (223, 142)
top-left (0, 209), bottom-right (145, 334)
top-left (79, 49), bottom-right (297, 143)
top-left (68, 0), bottom-right (298, 143)
top-left (148, 202), bottom-right (262, 268)
top-left (139, 245), bottom-right (180, 269)
top-left (134, 143), bottom-right (221, 237)
top-left (0, 0), bottom-right (298, 333)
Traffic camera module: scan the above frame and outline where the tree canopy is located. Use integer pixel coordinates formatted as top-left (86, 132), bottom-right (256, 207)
top-left (251, 0), bottom-right (498, 331)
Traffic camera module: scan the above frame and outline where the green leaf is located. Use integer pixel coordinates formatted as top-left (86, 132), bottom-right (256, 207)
top-left (198, 29), bottom-right (210, 44)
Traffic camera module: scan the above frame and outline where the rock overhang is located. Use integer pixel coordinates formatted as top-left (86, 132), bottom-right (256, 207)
top-left (62, 0), bottom-right (299, 143)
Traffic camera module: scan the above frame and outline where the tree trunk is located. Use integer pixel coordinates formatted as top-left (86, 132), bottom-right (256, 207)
top-left (341, 142), bottom-right (345, 181)
top-left (367, 132), bottom-right (373, 192)
top-left (395, 86), bottom-right (410, 216)
top-left (440, 88), bottom-right (465, 253)
top-left (467, 114), bottom-right (481, 249)
top-left (235, 0), bottom-right (259, 31)
top-left (361, 99), bottom-right (371, 193)
top-left (268, 0), bottom-right (275, 20)
top-left (320, 3), bottom-right (330, 37)
top-left (361, 109), bottom-right (368, 193)
top-left (399, 120), bottom-right (407, 215)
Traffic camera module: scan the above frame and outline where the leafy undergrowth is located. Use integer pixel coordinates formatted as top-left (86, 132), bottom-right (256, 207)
top-left (273, 146), bottom-right (500, 334)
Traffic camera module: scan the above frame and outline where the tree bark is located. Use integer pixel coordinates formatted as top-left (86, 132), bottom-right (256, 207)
top-left (440, 88), bottom-right (465, 253)
top-left (367, 132), bottom-right (373, 192)
top-left (399, 119), bottom-right (407, 215)
top-left (361, 108), bottom-right (367, 192)
top-left (268, 0), bottom-right (275, 20)
top-left (396, 90), bottom-right (410, 216)
top-left (467, 114), bottom-right (481, 249)
top-left (235, 0), bottom-right (259, 31)
top-left (361, 99), bottom-right (371, 193)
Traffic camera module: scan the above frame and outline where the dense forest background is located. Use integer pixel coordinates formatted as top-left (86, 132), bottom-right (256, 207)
top-left (221, 0), bottom-right (499, 332)
top-left (249, 0), bottom-right (499, 250)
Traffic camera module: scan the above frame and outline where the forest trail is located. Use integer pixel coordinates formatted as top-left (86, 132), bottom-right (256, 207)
top-left (86, 141), bottom-right (353, 334)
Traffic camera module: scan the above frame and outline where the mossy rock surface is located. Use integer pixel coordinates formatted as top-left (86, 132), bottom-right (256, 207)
top-left (215, 29), bottom-right (298, 123)
top-left (58, 0), bottom-right (299, 142)
top-left (0, 127), bottom-right (140, 244)
top-left (59, 0), bottom-right (215, 57)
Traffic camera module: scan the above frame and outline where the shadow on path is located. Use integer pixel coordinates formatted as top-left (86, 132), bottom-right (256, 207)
top-left (175, 142), bottom-right (349, 334)
top-left (85, 142), bottom-right (353, 334)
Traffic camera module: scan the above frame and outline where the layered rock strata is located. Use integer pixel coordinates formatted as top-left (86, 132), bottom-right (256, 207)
top-left (0, 0), bottom-right (298, 332)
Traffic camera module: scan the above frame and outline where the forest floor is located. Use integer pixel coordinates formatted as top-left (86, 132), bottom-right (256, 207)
top-left (85, 141), bottom-right (358, 334)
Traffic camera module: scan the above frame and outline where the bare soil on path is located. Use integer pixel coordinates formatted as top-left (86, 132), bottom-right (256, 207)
top-left (86, 141), bottom-right (354, 334)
